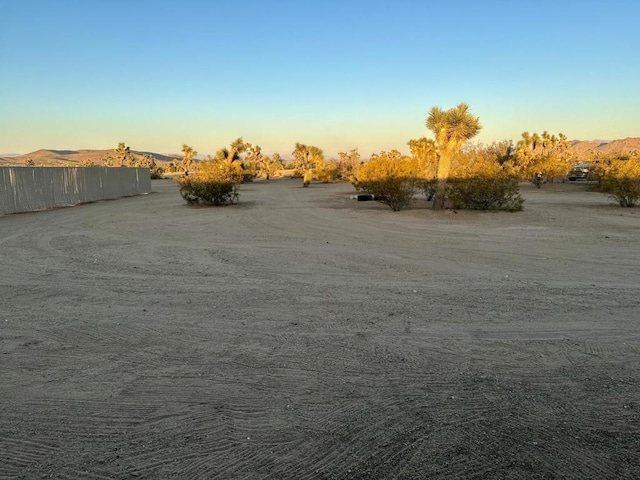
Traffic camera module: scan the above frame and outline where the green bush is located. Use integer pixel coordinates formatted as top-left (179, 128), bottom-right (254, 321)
top-left (601, 176), bottom-right (640, 207)
top-left (176, 179), bottom-right (238, 206)
top-left (174, 156), bottom-right (243, 206)
top-left (315, 160), bottom-right (340, 183)
top-left (598, 159), bottom-right (640, 207)
top-left (150, 166), bottom-right (164, 179)
top-left (416, 178), bottom-right (437, 201)
top-left (303, 171), bottom-right (313, 187)
top-left (446, 175), bottom-right (524, 211)
top-left (356, 151), bottom-right (416, 211)
top-left (356, 178), bottom-right (415, 211)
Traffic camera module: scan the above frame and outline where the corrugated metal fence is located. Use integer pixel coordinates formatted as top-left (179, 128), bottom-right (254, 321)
top-left (0, 167), bottom-right (151, 215)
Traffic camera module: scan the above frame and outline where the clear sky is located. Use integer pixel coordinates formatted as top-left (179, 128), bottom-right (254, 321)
top-left (1, 0), bottom-right (638, 158)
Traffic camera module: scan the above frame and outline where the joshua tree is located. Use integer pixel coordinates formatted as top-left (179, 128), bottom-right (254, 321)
top-left (426, 103), bottom-right (482, 209)
top-left (181, 144), bottom-right (197, 175)
top-left (337, 148), bottom-right (361, 183)
top-left (101, 153), bottom-right (114, 167)
top-left (512, 131), bottom-right (572, 186)
top-left (292, 143), bottom-right (324, 177)
top-left (243, 142), bottom-right (264, 177)
top-left (115, 142), bottom-right (134, 167)
top-left (215, 137), bottom-right (246, 163)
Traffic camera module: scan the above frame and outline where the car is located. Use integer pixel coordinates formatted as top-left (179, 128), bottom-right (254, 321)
top-left (567, 162), bottom-right (591, 181)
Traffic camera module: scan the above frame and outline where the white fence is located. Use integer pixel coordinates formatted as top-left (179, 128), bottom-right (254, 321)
top-left (0, 167), bottom-right (151, 215)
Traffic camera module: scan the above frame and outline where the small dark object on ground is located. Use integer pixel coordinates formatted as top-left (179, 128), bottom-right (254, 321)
top-left (350, 194), bottom-right (375, 201)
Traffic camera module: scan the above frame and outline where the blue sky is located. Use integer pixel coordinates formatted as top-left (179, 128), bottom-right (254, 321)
top-left (1, 0), bottom-right (638, 157)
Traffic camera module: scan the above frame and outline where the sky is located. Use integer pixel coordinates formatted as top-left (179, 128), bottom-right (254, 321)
top-left (1, 0), bottom-right (638, 158)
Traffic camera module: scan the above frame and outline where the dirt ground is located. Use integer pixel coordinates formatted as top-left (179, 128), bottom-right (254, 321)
top-left (1, 178), bottom-right (639, 479)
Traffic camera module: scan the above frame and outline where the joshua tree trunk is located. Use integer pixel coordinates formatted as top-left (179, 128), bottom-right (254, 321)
top-left (425, 103), bottom-right (482, 210)
top-left (432, 154), bottom-right (450, 210)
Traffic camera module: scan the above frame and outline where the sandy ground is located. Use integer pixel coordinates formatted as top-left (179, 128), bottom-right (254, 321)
top-left (1, 178), bottom-right (639, 479)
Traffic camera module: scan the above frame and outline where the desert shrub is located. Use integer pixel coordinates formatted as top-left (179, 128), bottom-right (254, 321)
top-left (446, 174), bottom-right (524, 211)
top-left (241, 172), bottom-right (255, 183)
top-left (131, 153), bottom-right (165, 179)
top-left (174, 157), bottom-right (242, 206)
top-left (416, 178), bottom-right (437, 201)
top-left (303, 171), bottom-right (313, 187)
top-left (588, 161), bottom-right (607, 188)
top-left (199, 158), bottom-right (243, 183)
top-left (356, 151), bottom-right (416, 211)
top-left (599, 159), bottom-right (640, 206)
top-left (315, 159), bottom-right (340, 183)
top-left (176, 179), bottom-right (238, 206)
top-left (150, 166), bottom-right (164, 179)
top-left (433, 149), bottom-right (524, 211)
top-left (337, 149), bottom-right (361, 183)
top-left (357, 178), bottom-right (415, 211)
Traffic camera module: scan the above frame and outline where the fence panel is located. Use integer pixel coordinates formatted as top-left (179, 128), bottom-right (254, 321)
top-left (0, 167), bottom-right (151, 215)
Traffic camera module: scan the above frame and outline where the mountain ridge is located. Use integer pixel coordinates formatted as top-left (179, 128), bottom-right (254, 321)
top-left (2, 138), bottom-right (639, 166)
top-left (568, 137), bottom-right (640, 157)
top-left (0, 149), bottom-right (181, 166)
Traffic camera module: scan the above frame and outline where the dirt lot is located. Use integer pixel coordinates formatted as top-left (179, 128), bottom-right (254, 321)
top-left (1, 178), bottom-right (639, 479)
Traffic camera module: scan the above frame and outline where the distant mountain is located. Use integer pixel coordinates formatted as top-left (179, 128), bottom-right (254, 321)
top-left (2, 139), bottom-right (639, 166)
top-left (0, 149), bottom-right (181, 166)
top-left (569, 137), bottom-right (640, 157)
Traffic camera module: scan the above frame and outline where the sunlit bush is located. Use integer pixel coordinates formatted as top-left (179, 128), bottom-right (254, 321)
top-left (337, 149), bottom-right (361, 184)
top-left (599, 159), bottom-right (640, 207)
top-left (508, 131), bottom-right (574, 186)
top-left (303, 171), bottom-right (313, 187)
top-left (196, 158), bottom-right (244, 184)
top-left (174, 158), bottom-right (242, 206)
top-left (315, 159), bottom-right (340, 183)
top-left (356, 151), bottom-right (416, 211)
top-left (446, 174), bottom-right (524, 211)
top-left (177, 179), bottom-right (239, 206)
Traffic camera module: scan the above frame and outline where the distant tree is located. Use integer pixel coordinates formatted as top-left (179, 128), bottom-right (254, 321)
top-left (181, 144), bottom-right (197, 175)
top-left (243, 142), bottom-right (264, 179)
top-left (292, 143), bottom-right (324, 177)
top-left (261, 152), bottom-right (284, 179)
top-left (215, 137), bottom-right (246, 163)
top-left (115, 142), bottom-right (134, 167)
top-left (167, 159), bottom-right (181, 172)
top-left (510, 131), bottom-right (573, 187)
top-left (212, 138), bottom-right (256, 182)
top-left (337, 149), bottom-right (361, 183)
top-left (80, 158), bottom-right (97, 167)
top-left (140, 154), bottom-right (156, 168)
top-left (426, 103), bottom-right (482, 209)
top-left (133, 153), bottom-right (163, 178)
top-left (101, 152), bottom-right (114, 167)
top-left (25, 158), bottom-right (35, 166)
top-left (475, 140), bottom-right (516, 166)
top-left (314, 158), bottom-right (340, 183)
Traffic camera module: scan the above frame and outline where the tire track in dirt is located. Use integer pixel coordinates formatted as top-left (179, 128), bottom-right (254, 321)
top-left (2, 180), bottom-right (639, 478)
top-left (0, 438), bottom-right (59, 478)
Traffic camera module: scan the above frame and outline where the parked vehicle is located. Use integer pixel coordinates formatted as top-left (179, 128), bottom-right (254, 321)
top-left (567, 162), bottom-right (592, 181)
